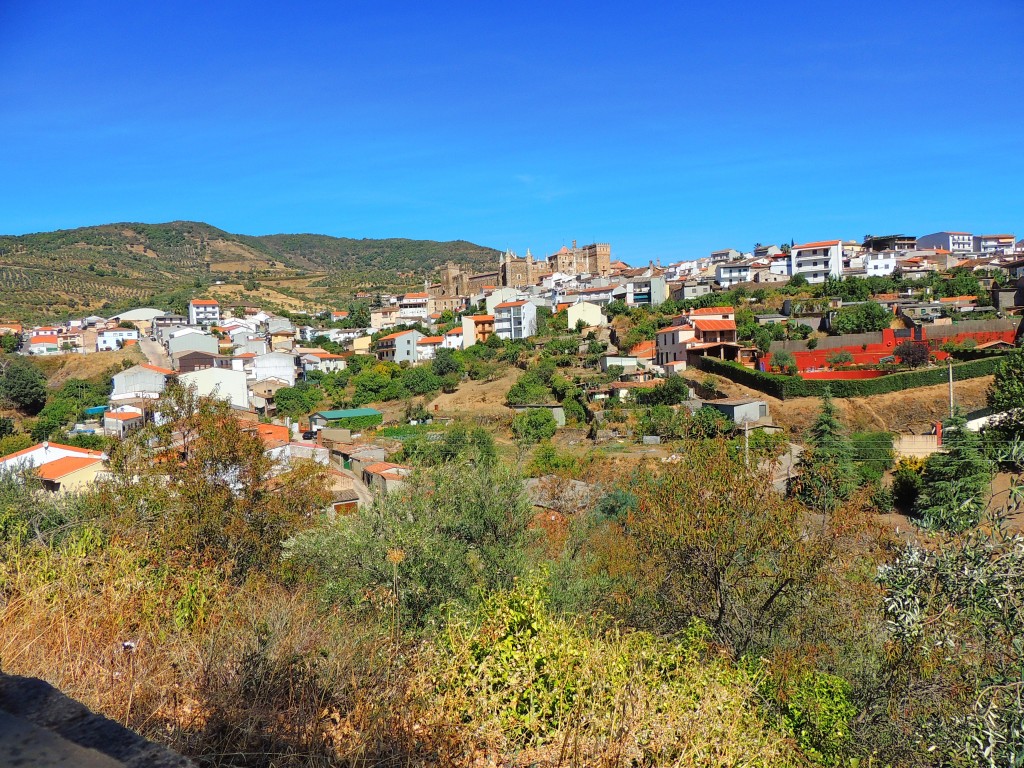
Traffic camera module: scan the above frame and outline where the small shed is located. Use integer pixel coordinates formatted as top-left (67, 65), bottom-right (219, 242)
top-left (706, 398), bottom-right (769, 425)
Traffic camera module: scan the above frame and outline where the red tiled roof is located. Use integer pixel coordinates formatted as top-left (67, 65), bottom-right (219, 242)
top-left (495, 300), bottom-right (528, 308)
top-left (694, 319), bottom-right (737, 332)
top-left (792, 240), bottom-right (841, 250)
top-left (939, 295), bottom-right (977, 303)
top-left (688, 306), bottom-right (734, 315)
top-left (105, 411), bottom-right (143, 421)
top-left (417, 336), bottom-right (444, 344)
top-left (140, 363), bottom-right (175, 375)
top-left (310, 352), bottom-right (347, 359)
top-left (30, 335), bottom-right (59, 344)
top-left (34, 456), bottom-right (102, 480)
top-left (190, 299), bottom-right (219, 306)
top-left (377, 330), bottom-right (415, 341)
top-left (234, 352), bottom-right (256, 358)
top-left (470, 315), bottom-right (494, 322)
top-left (444, 328), bottom-right (463, 335)
top-left (253, 423), bottom-right (290, 444)
top-left (402, 292), bottom-right (429, 299)
top-left (364, 461), bottom-right (408, 475)
top-left (630, 340), bottom-right (656, 358)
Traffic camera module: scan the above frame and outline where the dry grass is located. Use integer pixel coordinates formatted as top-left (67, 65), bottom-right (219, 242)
top-left (29, 347), bottom-right (144, 388)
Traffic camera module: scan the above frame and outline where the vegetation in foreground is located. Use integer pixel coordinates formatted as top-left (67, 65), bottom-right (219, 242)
top-left (1, 362), bottom-right (1024, 766)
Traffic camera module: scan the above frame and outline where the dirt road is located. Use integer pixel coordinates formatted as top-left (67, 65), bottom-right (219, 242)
top-left (138, 336), bottom-right (172, 369)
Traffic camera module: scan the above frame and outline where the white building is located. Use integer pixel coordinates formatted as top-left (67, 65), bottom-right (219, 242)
top-left (566, 301), bottom-right (605, 329)
top-left (494, 300), bottom-right (537, 341)
top-left (188, 299), bottom-right (221, 327)
top-left (442, 327), bottom-right (465, 350)
top-left (865, 251), bottom-right (897, 277)
top-left (716, 260), bottom-right (754, 288)
top-left (28, 334), bottom-right (60, 355)
top-left (376, 329), bottom-right (425, 363)
top-left (790, 240), bottom-right (844, 284)
top-left (178, 367), bottom-right (249, 410)
top-left (975, 234), bottom-right (1016, 255)
top-left (251, 351), bottom-right (297, 386)
top-left (416, 336), bottom-right (443, 360)
top-left (916, 232), bottom-right (974, 254)
top-left (0, 441), bottom-right (105, 474)
top-left (300, 352), bottom-right (347, 374)
top-left (110, 363), bottom-right (175, 401)
top-left (96, 328), bottom-right (140, 351)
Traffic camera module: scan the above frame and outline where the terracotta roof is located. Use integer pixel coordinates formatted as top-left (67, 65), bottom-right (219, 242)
top-left (402, 292), bottom-right (429, 299)
top-left (792, 240), bottom-right (841, 250)
top-left (190, 299), bottom-right (219, 306)
top-left (377, 330), bottom-right (414, 341)
top-left (444, 328), bottom-right (463, 335)
top-left (694, 319), bottom-right (737, 332)
top-left (417, 336), bottom-right (444, 344)
top-left (470, 315), bottom-right (494, 322)
top-left (577, 286), bottom-right (613, 294)
top-left (140, 363), bottom-right (175, 375)
top-left (234, 352), bottom-right (256, 358)
top-left (34, 456), bottom-right (103, 481)
top-left (105, 411), bottom-right (143, 421)
top-left (688, 306), bottom-right (734, 315)
top-left (495, 300), bottom-right (528, 308)
top-left (310, 352), bottom-right (347, 359)
top-left (630, 340), bottom-right (656, 359)
top-left (364, 461), bottom-right (409, 475)
top-left (253, 423), bottom-right (290, 444)
top-left (30, 335), bottom-right (59, 344)
top-left (0, 442), bottom-right (104, 463)
top-left (939, 295), bottom-right (977, 303)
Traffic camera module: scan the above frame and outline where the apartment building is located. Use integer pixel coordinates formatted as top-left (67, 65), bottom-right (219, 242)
top-left (789, 240), bottom-right (844, 284)
top-left (916, 232), bottom-right (974, 254)
top-left (188, 299), bottom-right (221, 326)
top-left (96, 328), bottom-right (140, 351)
top-left (375, 329), bottom-right (424, 364)
top-left (493, 300), bottom-right (537, 340)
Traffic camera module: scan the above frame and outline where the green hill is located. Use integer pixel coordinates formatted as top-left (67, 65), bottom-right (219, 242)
top-left (0, 221), bottom-right (499, 322)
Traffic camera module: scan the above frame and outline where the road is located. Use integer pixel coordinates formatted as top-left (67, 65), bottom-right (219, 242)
top-left (138, 335), bottom-right (172, 369)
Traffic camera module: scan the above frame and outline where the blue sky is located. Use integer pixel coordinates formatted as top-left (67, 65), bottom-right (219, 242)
top-left (1, 0), bottom-right (1022, 264)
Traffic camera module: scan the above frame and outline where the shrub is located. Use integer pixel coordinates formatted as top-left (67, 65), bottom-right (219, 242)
top-left (511, 408), bottom-right (558, 443)
top-left (779, 672), bottom-right (856, 767)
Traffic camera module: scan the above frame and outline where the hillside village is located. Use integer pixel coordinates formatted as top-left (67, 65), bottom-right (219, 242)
top-left (3, 226), bottom-right (1024, 768)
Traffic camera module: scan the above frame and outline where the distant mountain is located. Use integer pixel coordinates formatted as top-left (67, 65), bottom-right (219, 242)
top-left (0, 221), bottom-right (500, 322)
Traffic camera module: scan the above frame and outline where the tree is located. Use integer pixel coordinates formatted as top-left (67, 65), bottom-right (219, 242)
top-left (0, 360), bottom-right (47, 414)
top-left (893, 341), bottom-right (928, 368)
top-left (771, 349), bottom-right (798, 374)
top-left (825, 350), bottom-right (853, 366)
top-left (566, 441), bottom-right (835, 655)
top-left (511, 408), bottom-right (557, 443)
top-left (914, 410), bottom-right (990, 532)
top-left (830, 302), bottom-right (893, 335)
top-left (431, 348), bottom-right (464, 378)
top-left (987, 347), bottom-right (1024, 437)
top-left (789, 273), bottom-right (808, 288)
top-left (793, 391), bottom-right (858, 514)
top-left (283, 461), bottom-right (533, 627)
top-left (274, 382), bottom-right (322, 418)
top-left (0, 335), bottom-right (18, 353)
top-left (401, 366), bottom-right (441, 396)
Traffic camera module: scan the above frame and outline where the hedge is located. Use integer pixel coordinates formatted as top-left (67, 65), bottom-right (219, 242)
top-left (694, 355), bottom-right (1004, 399)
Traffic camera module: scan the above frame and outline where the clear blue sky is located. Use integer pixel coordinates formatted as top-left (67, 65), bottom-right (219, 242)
top-left (2, 0), bottom-right (1022, 264)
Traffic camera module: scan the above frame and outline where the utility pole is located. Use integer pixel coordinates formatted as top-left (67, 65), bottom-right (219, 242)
top-left (948, 356), bottom-right (954, 418)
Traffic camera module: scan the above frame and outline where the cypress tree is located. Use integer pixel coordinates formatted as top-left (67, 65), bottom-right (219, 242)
top-left (915, 410), bottom-right (991, 533)
top-left (794, 390), bottom-right (858, 514)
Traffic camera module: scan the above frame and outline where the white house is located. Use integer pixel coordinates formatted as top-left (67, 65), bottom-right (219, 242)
top-left (865, 251), bottom-right (897, 277)
top-left (484, 287), bottom-right (521, 315)
top-left (566, 301), bottom-right (605, 329)
top-left (494, 300), bottom-right (537, 340)
top-left (376, 329), bottom-right (425, 363)
top-left (416, 336), bottom-right (444, 360)
top-left (916, 232), bottom-right (974, 254)
top-left (716, 260), bottom-right (754, 288)
top-left (251, 351), bottom-right (297, 386)
top-left (178, 367), bottom-right (249, 410)
top-left (110, 363), bottom-right (175, 401)
top-left (442, 327), bottom-right (465, 350)
top-left (103, 407), bottom-right (145, 438)
top-left (167, 331), bottom-right (218, 357)
top-left (0, 441), bottom-right (105, 474)
top-left (790, 240), bottom-right (844, 284)
top-left (397, 292), bottom-right (430, 319)
top-left (300, 352), bottom-right (347, 374)
top-left (28, 334), bottom-right (60, 355)
top-left (188, 299), bottom-right (221, 327)
top-left (96, 328), bottom-right (140, 351)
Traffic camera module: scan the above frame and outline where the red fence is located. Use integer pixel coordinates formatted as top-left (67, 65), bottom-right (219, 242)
top-left (800, 370), bottom-right (887, 380)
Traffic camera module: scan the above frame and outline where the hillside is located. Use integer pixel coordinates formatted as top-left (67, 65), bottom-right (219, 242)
top-left (0, 221), bottom-right (500, 322)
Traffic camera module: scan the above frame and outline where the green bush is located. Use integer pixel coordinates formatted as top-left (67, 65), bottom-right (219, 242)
top-left (779, 672), bottom-right (856, 766)
top-left (511, 408), bottom-right (558, 443)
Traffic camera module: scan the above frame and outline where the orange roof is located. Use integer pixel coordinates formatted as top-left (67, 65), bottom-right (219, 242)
top-left (657, 326), bottom-right (688, 335)
top-left (30, 335), bottom-right (59, 344)
top-left (190, 299), bottom-right (219, 306)
top-left (37, 326), bottom-right (58, 331)
top-left (444, 327), bottom-right (463, 335)
top-left (939, 295), bottom-right (977, 303)
top-left (140, 363), bottom-right (175, 375)
top-left (35, 456), bottom-right (103, 481)
top-left (0, 323), bottom-right (22, 331)
top-left (417, 336), bottom-right (444, 344)
top-left (377, 330), bottom-right (413, 341)
top-left (495, 300), bottom-right (528, 308)
top-left (630, 340), bottom-right (656, 359)
top-left (253, 423), bottom-right (290, 444)
top-left (310, 352), bottom-right (347, 359)
top-left (688, 306), bottom-right (734, 315)
top-left (105, 411), bottom-right (143, 421)
top-left (556, 303), bottom-right (571, 313)
top-left (402, 292), bottom-right (429, 299)
top-left (122, 339), bottom-right (138, 346)
top-left (364, 461), bottom-right (408, 475)
top-left (234, 352), bottom-right (256, 359)
top-left (331, 311), bottom-right (349, 317)
top-left (1, 442), bottom-right (104, 463)
top-left (470, 315), bottom-right (494, 323)
top-left (792, 240), bottom-right (841, 250)
top-left (694, 318), bottom-right (737, 332)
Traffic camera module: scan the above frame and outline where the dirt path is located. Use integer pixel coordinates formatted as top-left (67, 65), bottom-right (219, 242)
top-left (429, 366), bottom-right (521, 419)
